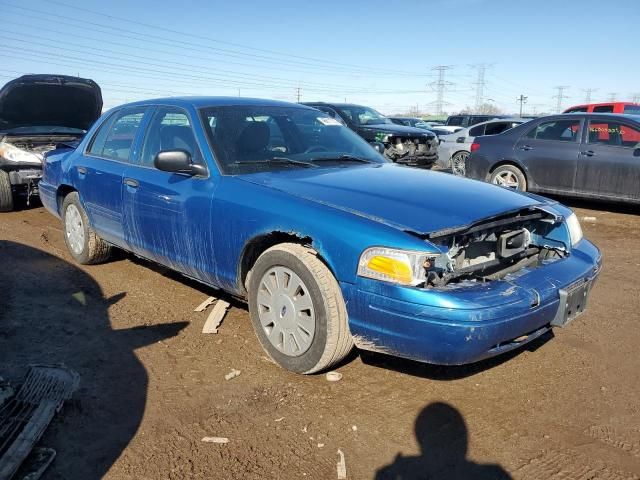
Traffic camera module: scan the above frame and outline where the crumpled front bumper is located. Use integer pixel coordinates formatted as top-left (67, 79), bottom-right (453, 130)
top-left (342, 238), bottom-right (601, 365)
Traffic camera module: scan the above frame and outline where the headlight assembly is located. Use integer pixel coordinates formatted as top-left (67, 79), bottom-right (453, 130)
top-left (566, 212), bottom-right (583, 246)
top-left (0, 143), bottom-right (41, 164)
top-left (357, 247), bottom-right (434, 286)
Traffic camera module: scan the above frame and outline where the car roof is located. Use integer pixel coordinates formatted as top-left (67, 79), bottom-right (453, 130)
top-left (546, 112), bottom-right (640, 121)
top-left (115, 96), bottom-right (313, 109)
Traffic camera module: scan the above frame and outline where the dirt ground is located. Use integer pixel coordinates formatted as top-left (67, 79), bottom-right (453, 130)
top-left (1, 197), bottom-right (639, 480)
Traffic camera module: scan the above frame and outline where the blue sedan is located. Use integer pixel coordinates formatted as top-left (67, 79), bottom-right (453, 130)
top-left (40, 97), bottom-right (601, 374)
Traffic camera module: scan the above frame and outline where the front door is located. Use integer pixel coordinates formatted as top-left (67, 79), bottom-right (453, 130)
top-left (514, 118), bottom-right (583, 193)
top-left (575, 119), bottom-right (640, 201)
top-left (122, 106), bottom-right (217, 284)
top-left (76, 107), bottom-right (148, 247)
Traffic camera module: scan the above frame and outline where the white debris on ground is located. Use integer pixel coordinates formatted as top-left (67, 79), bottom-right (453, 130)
top-left (202, 300), bottom-right (230, 334)
top-left (194, 296), bottom-right (216, 312)
top-left (582, 216), bottom-right (597, 222)
top-left (224, 369), bottom-right (241, 381)
top-left (325, 371), bottom-right (342, 382)
top-left (336, 449), bottom-right (347, 479)
top-left (274, 417), bottom-right (284, 422)
top-left (201, 437), bottom-right (229, 444)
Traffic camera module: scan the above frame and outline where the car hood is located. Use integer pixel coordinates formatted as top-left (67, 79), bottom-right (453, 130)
top-left (359, 123), bottom-right (435, 137)
top-left (0, 74), bottom-right (103, 132)
top-left (240, 164), bottom-right (542, 235)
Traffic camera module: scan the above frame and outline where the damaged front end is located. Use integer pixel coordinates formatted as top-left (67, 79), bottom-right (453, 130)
top-left (420, 207), bottom-right (570, 288)
top-left (377, 133), bottom-right (438, 168)
top-left (0, 134), bottom-right (80, 204)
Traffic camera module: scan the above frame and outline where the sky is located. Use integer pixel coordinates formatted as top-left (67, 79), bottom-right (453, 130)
top-left (2, 0), bottom-right (639, 116)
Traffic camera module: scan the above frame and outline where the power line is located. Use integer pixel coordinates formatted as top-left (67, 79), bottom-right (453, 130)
top-left (582, 88), bottom-right (597, 104)
top-left (608, 92), bottom-right (618, 102)
top-left (428, 66), bottom-right (454, 116)
top-left (553, 86), bottom-right (570, 113)
top-left (470, 64), bottom-right (491, 112)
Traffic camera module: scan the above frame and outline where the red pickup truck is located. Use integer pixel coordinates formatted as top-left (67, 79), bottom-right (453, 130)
top-left (564, 101), bottom-right (640, 114)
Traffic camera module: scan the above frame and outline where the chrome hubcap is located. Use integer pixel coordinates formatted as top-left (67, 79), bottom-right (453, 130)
top-left (493, 171), bottom-right (521, 189)
top-left (452, 152), bottom-right (468, 176)
top-left (65, 204), bottom-right (85, 255)
top-left (257, 266), bottom-right (315, 356)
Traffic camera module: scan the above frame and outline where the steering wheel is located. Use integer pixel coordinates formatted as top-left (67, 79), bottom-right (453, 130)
top-left (304, 145), bottom-right (330, 154)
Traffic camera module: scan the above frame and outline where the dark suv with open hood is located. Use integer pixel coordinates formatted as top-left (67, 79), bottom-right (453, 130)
top-left (0, 74), bottom-right (102, 211)
top-left (302, 102), bottom-right (438, 168)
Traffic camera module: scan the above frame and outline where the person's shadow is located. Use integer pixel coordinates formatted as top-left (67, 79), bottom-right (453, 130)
top-left (0, 240), bottom-right (187, 478)
top-left (375, 402), bottom-right (512, 480)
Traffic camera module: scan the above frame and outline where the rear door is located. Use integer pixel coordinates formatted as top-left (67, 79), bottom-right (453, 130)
top-left (575, 118), bottom-right (640, 201)
top-left (77, 107), bottom-right (149, 247)
top-left (514, 118), bottom-right (583, 192)
top-left (122, 106), bottom-right (218, 284)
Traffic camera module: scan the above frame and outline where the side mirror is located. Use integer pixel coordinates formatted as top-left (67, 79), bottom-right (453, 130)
top-left (456, 137), bottom-right (466, 143)
top-left (154, 150), bottom-right (206, 176)
top-left (370, 141), bottom-right (385, 154)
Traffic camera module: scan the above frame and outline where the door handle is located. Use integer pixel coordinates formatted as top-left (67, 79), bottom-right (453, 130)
top-left (124, 178), bottom-right (139, 188)
top-left (519, 145), bottom-right (533, 151)
top-left (77, 166), bottom-right (87, 175)
top-left (580, 150), bottom-right (595, 157)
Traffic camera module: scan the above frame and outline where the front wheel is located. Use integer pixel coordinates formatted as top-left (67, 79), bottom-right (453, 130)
top-left (247, 243), bottom-right (353, 374)
top-left (489, 164), bottom-right (527, 191)
top-left (451, 151), bottom-right (469, 176)
top-left (62, 192), bottom-right (112, 264)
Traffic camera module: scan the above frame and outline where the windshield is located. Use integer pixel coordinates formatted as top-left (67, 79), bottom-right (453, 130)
top-left (0, 126), bottom-right (86, 135)
top-left (334, 105), bottom-right (392, 126)
top-left (199, 105), bottom-right (388, 174)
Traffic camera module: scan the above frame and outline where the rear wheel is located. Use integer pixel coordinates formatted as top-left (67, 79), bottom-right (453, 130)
top-left (247, 243), bottom-right (353, 374)
top-left (451, 151), bottom-right (469, 176)
top-left (62, 192), bottom-right (112, 264)
top-left (0, 170), bottom-right (14, 212)
top-left (490, 164), bottom-right (527, 191)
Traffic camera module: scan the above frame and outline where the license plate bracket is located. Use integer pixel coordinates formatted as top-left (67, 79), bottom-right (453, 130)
top-left (551, 279), bottom-right (592, 327)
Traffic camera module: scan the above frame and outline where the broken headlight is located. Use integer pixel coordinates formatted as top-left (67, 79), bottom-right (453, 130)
top-left (357, 247), bottom-right (434, 286)
top-left (566, 212), bottom-right (583, 246)
top-left (0, 143), bottom-right (41, 164)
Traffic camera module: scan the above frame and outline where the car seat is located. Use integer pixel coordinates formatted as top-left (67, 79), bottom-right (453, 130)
top-left (236, 122), bottom-right (270, 160)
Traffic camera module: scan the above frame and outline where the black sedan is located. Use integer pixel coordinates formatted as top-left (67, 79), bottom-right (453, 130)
top-left (466, 113), bottom-right (640, 204)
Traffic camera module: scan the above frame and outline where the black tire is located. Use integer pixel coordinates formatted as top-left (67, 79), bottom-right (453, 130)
top-left (61, 192), bottom-right (112, 264)
top-left (247, 243), bottom-right (353, 374)
top-left (0, 170), bottom-right (14, 212)
top-left (489, 164), bottom-right (527, 191)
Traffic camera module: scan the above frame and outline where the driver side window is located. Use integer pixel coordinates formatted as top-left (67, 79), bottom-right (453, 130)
top-left (140, 107), bottom-right (203, 167)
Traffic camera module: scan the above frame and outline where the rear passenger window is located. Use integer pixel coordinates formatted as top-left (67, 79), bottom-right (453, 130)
top-left (140, 107), bottom-right (203, 167)
top-left (593, 105), bottom-right (614, 113)
top-left (587, 121), bottom-right (640, 147)
top-left (469, 124), bottom-right (485, 136)
top-left (484, 122), bottom-right (511, 135)
top-left (526, 120), bottom-right (581, 142)
top-left (88, 108), bottom-right (147, 161)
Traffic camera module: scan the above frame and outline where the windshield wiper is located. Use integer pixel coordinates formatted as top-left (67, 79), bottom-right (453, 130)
top-left (232, 157), bottom-right (318, 168)
top-left (310, 155), bottom-right (374, 164)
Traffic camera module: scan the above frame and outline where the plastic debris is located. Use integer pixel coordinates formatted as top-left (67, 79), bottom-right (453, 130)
top-left (201, 437), bottom-right (229, 444)
top-left (582, 216), bottom-right (597, 222)
top-left (202, 300), bottom-right (230, 334)
top-left (224, 369), bottom-right (241, 381)
top-left (336, 449), bottom-right (347, 479)
top-left (351, 425), bottom-right (357, 432)
top-left (194, 296), bottom-right (216, 312)
top-left (325, 371), bottom-right (342, 382)
top-left (317, 443), bottom-right (325, 448)
top-left (274, 417), bottom-right (285, 422)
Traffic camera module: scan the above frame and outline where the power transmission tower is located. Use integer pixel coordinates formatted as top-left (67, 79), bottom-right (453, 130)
top-left (296, 87), bottom-right (301, 103)
top-left (429, 65), bottom-right (454, 116)
top-left (632, 93), bottom-right (640, 103)
top-left (516, 94), bottom-right (528, 117)
top-left (608, 92), bottom-right (617, 102)
top-left (470, 64), bottom-right (491, 112)
top-left (583, 88), bottom-right (597, 104)
top-left (553, 86), bottom-right (570, 113)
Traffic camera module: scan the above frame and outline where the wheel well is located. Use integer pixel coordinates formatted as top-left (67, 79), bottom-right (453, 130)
top-left (488, 161), bottom-right (527, 182)
top-left (56, 185), bottom-right (76, 215)
top-left (238, 231), bottom-right (316, 293)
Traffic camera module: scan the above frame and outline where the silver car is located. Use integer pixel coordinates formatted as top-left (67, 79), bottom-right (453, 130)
top-left (438, 118), bottom-right (528, 174)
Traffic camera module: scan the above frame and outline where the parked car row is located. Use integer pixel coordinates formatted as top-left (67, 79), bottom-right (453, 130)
top-left (0, 73), bottom-right (604, 376)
